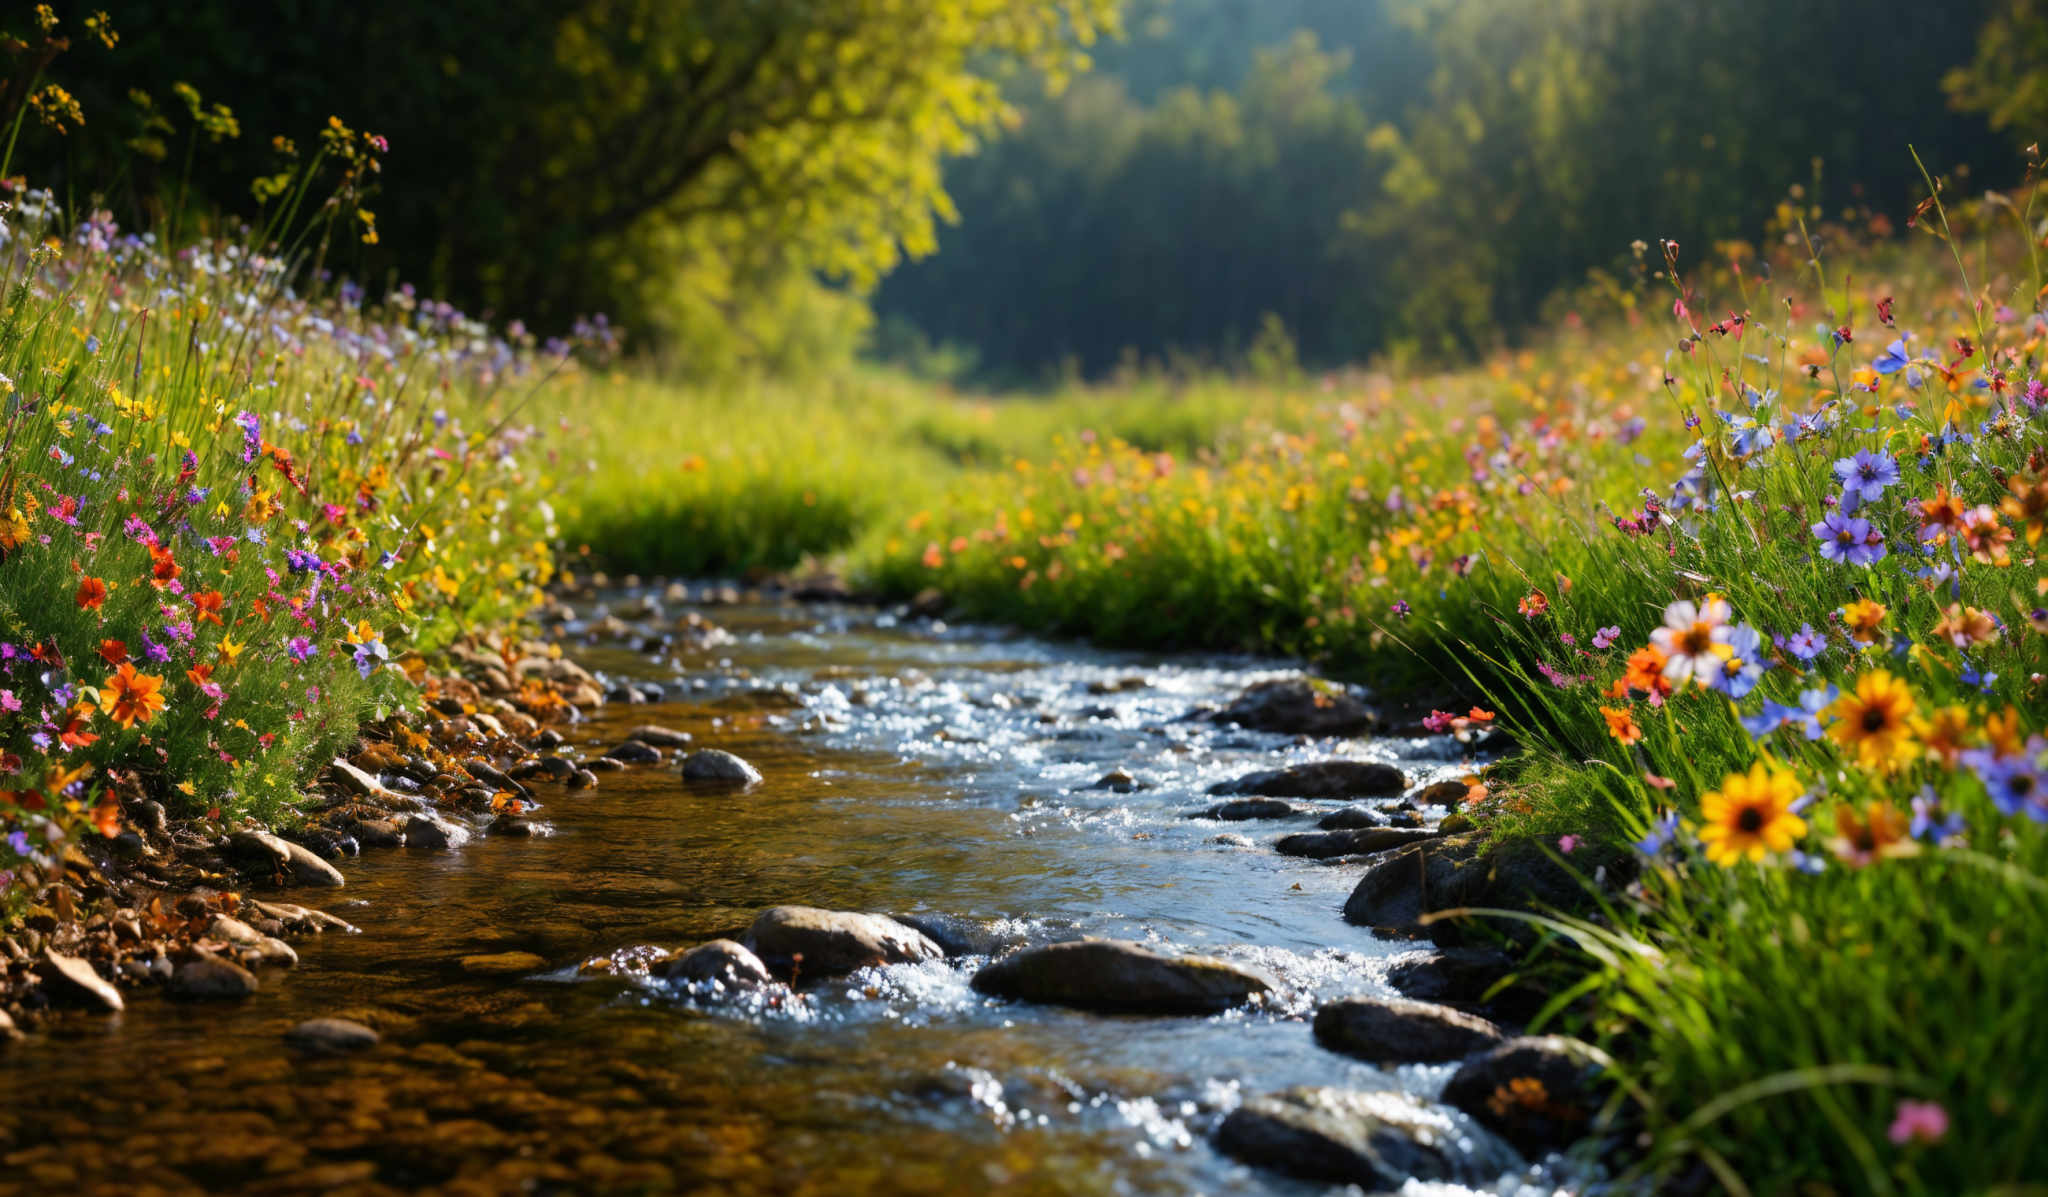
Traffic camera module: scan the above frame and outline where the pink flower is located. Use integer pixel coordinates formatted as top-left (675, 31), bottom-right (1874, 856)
top-left (1557, 835), bottom-right (1580, 854)
top-left (1887, 1100), bottom-right (1949, 1145)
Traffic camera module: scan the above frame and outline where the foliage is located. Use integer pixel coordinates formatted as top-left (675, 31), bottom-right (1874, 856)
top-left (1948, 0), bottom-right (2048, 146)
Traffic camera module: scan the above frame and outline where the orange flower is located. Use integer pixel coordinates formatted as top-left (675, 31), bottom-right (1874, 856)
top-left (100, 663), bottom-right (168, 728)
top-left (1918, 484), bottom-right (1968, 545)
top-left (185, 664), bottom-right (214, 686)
top-left (1601, 705), bottom-right (1644, 745)
top-left (1624, 645), bottom-right (1674, 696)
top-left (1466, 708), bottom-right (1495, 724)
top-left (148, 543), bottom-right (180, 588)
top-left (97, 638), bottom-right (128, 666)
top-left (56, 705), bottom-right (99, 750)
top-left (75, 576), bottom-right (109, 610)
top-left (1829, 801), bottom-right (1918, 868)
top-left (188, 589), bottom-right (226, 626)
top-left (1931, 603), bottom-right (2000, 649)
top-left (1912, 704), bottom-right (1973, 767)
top-left (2003, 469), bottom-right (2048, 544)
top-left (1841, 599), bottom-right (1888, 645)
top-left (1518, 589), bottom-right (1550, 617)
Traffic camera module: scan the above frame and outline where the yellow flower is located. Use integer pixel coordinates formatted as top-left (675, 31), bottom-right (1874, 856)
top-left (1911, 704), bottom-right (1973, 767)
top-left (1698, 761), bottom-right (1808, 865)
top-left (1840, 599), bottom-right (1888, 645)
top-left (217, 635), bottom-right (246, 666)
top-left (1828, 670), bottom-right (1919, 769)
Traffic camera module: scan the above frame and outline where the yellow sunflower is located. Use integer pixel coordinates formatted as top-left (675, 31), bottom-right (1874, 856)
top-left (1828, 670), bottom-right (1919, 770)
top-left (1698, 761), bottom-right (1808, 865)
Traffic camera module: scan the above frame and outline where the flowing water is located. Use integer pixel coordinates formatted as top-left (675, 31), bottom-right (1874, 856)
top-left (0, 592), bottom-right (1566, 1196)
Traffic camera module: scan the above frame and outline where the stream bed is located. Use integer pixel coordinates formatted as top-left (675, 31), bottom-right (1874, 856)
top-left (0, 590), bottom-right (1571, 1195)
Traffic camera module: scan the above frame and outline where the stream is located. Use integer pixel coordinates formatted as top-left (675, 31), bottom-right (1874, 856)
top-left (0, 590), bottom-right (1572, 1195)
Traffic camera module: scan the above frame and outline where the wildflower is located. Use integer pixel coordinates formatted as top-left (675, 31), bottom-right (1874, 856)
top-left (1625, 645), bottom-right (1674, 696)
top-left (1698, 760), bottom-right (1808, 865)
top-left (1912, 705), bottom-right (1973, 766)
top-left (1958, 505), bottom-right (2013, 566)
top-left (1813, 511), bottom-right (1887, 566)
top-left (1390, 599), bottom-right (1410, 620)
top-left (1828, 670), bottom-right (1919, 769)
top-left (1649, 595), bottom-right (1732, 686)
top-left (1634, 810), bottom-right (1679, 856)
top-left (1888, 1100), bottom-right (1950, 1146)
top-left (148, 543), bottom-right (180, 587)
top-left (1919, 485), bottom-right (1968, 543)
top-left (1829, 801), bottom-right (1918, 867)
top-left (1832, 449), bottom-right (1899, 506)
top-left (99, 663), bottom-right (168, 728)
top-left (217, 635), bottom-right (245, 666)
top-left (1518, 589), bottom-right (1549, 618)
top-left (1592, 626), bottom-right (1620, 649)
top-left (74, 576), bottom-right (108, 610)
top-left (97, 638), bottom-right (128, 665)
top-left (2002, 469), bottom-right (2048, 543)
top-left (1965, 740), bottom-right (2046, 820)
top-left (1840, 599), bottom-right (1888, 645)
top-left (1601, 705), bottom-right (1644, 745)
top-left (1931, 603), bottom-right (2000, 649)
top-left (1706, 622), bottom-right (1769, 698)
top-left (1557, 835), bottom-right (1580, 854)
top-left (287, 636), bottom-right (316, 663)
top-left (1785, 624), bottom-right (1827, 661)
top-left (1873, 338), bottom-right (1912, 373)
top-left (1909, 787), bottom-right (1966, 845)
top-left (188, 589), bottom-right (225, 626)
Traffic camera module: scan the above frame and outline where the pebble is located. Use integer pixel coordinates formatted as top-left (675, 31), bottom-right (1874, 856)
top-left (285, 1017), bottom-right (381, 1053)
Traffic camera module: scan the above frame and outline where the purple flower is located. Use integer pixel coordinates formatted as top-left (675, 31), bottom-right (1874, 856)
top-left (5, 831), bottom-right (29, 857)
top-left (1832, 448), bottom-right (1900, 506)
top-left (351, 639), bottom-right (388, 679)
top-left (1873, 338), bottom-right (1913, 375)
top-left (1785, 624), bottom-right (1827, 661)
top-left (1634, 811), bottom-right (1680, 857)
top-left (287, 636), bottom-right (316, 663)
top-left (1390, 599), bottom-right (1410, 620)
top-left (1813, 511), bottom-right (1887, 566)
top-left (1592, 626), bottom-right (1621, 649)
top-left (1964, 740), bottom-right (2047, 819)
top-left (235, 411), bottom-right (262, 463)
top-left (1909, 787), bottom-right (1965, 845)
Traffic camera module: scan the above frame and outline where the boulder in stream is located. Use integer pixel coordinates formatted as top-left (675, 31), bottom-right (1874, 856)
top-left (1211, 760), bottom-right (1406, 799)
top-left (1275, 826), bottom-right (1440, 860)
top-left (604, 740), bottom-right (663, 764)
top-left (285, 1017), bottom-right (381, 1053)
top-left (1194, 798), bottom-right (1298, 821)
top-left (970, 938), bottom-right (1272, 1015)
top-left (680, 749), bottom-right (763, 786)
top-left (1213, 679), bottom-right (1377, 737)
top-left (743, 906), bottom-right (943, 980)
top-left (1214, 1086), bottom-right (1520, 1188)
top-left (36, 950), bottom-right (123, 1012)
top-left (1312, 995), bottom-right (1505, 1063)
top-left (1442, 1035), bottom-right (1604, 1155)
top-left (657, 939), bottom-right (773, 988)
top-left (169, 951), bottom-right (259, 999)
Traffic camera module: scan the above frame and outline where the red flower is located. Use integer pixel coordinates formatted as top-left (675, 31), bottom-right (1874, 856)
top-left (188, 589), bottom-right (225, 626)
top-left (75, 576), bottom-right (109, 610)
top-left (98, 639), bottom-right (128, 666)
top-left (57, 706), bottom-right (99, 750)
top-left (149, 543), bottom-right (180, 588)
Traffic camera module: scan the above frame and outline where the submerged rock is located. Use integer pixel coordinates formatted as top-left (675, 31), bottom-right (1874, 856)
top-left (657, 939), bottom-right (773, 988)
top-left (1312, 995), bottom-right (1505, 1063)
top-left (743, 906), bottom-right (943, 980)
top-left (286, 1017), bottom-right (381, 1053)
top-left (1214, 1086), bottom-right (1519, 1187)
top-left (1195, 798), bottom-right (1298, 821)
top-left (1275, 826), bottom-right (1440, 860)
top-left (1088, 769), bottom-right (1142, 793)
top-left (1211, 760), bottom-right (1406, 799)
top-left (604, 740), bottom-right (663, 764)
top-left (680, 749), bottom-right (763, 786)
top-left (401, 815), bottom-right (452, 850)
top-left (209, 915), bottom-right (298, 967)
top-left (970, 939), bottom-right (1272, 1015)
top-left (627, 724), bottom-right (693, 748)
top-left (1442, 1035), bottom-right (1604, 1155)
top-left (1214, 679), bottom-right (1376, 737)
top-left (460, 951), bottom-right (548, 976)
top-left (169, 951), bottom-right (259, 999)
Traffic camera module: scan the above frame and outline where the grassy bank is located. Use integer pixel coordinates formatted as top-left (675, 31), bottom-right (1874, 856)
top-left (558, 187), bottom-right (2048, 1187)
top-left (0, 162), bottom-right (572, 904)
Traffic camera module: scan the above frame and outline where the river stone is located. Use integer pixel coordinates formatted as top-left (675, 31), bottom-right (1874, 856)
top-left (658, 939), bottom-right (773, 988)
top-left (628, 724), bottom-right (692, 748)
top-left (169, 951), bottom-right (259, 999)
top-left (970, 939), bottom-right (1272, 1015)
top-left (348, 817), bottom-right (404, 849)
top-left (1215, 679), bottom-right (1377, 737)
top-left (1214, 1086), bottom-right (1514, 1187)
top-left (1313, 995), bottom-right (1505, 1063)
top-left (1088, 769), bottom-right (1141, 793)
top-left (743, 906), bottom-right (943, 980)
top-left (1341, 833), bottom-right (1489, 931)
top-left (1318, 805), bottom-right (1388, 830)
top-left (1196, 798), bottom-right (1298, 821)
top-left (1442, 1035), bottom-right (1604, 1154)
top-left (209, 915), bottom-right (298, 967)
top-left (604, 740), bottom-right (662, 764)
top-left (37, 950), bottom-right (123, 1012)
top-left (0, 1006), bottom-right (18, 1041)
top-left (226, 828), bottom-right (291, 869)
top-left (1385, 947), bottom-right (1520, 1007)
top-left (681, 749), bottom-right (763, 786)
top-left (1416, 779), bottom-right (1473, 806)
top-left (286, 1017), bottom-right (381, 1053)
top-left (1212, 760), bottom-right (1406, 799)
top-left (402, 815), bottom-right (452, 850)
top-left (460, 951), bottom-right (549, 976)
top-left (1276, 826), bottom-right (1441, 860)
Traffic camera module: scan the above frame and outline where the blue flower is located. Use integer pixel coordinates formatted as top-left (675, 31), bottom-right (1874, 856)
top-left (1634, 811), bottom-right (1680, 857)
top-left (1707, 623), bottom-right (1769, 698)
top-left (1793, 686), bottom-right (1837, 740)
top-left (1813, 511), bottom-right (1887, 566)
top-left (1873, 338), bottom-right (1913, 375)
top-left (1909, 787), bottom-right (1965, 845)
top-left (1785, 624), bottom-right (1827, 661)
top-left (1832, 449), bottom-right (1899, 505)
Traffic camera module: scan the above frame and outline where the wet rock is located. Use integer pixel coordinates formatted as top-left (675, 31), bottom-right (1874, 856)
top-left (1212, 760), bottom-right (1406, 799)
top-left (604, 740), bottom-right (662, 764)
top-left (37, 951), bottom-right (123, 1012)
top-left (0, 1006), bottom-right (18, 1041)
top-left (585, 757), bottom-right (627, 773)
top-left (680, 749), bottom-right (763, 786)
top-left (1341, 833), bottom-right (1625, 943)
top-left (531, 728), bottom-right (565, 750)
top-left (1415, 779), bottom-right (1473, 806)
top-left (1215, 679), bottom-right (1377, 737)
top-left (743, 906), bottom-right (943, 980)
top-left (535, 756), bottom-right (577, 782)
top-left (627, 724), bottom-right (693, 749)
top-left (348, 818), bottom-right (404, 849)
top-left (489, 816), bottom-right (537, 837)
top-left (970, 939), bottom-right (1272, 1015)
top-left (131, 799), bottom-right (170, 838)
top-left (1088, 769), bottom-right (1142, 793)
top-left (1442, 1035), bottom-right (1603, 1155)
top-left (401, 816), bottom-right (452, 850)
top-left (285, 1017), bottom-right (381, 1053)
top-left (1210, 833), bottom-right (1255, 848)
top-left (1340, 833), bottom-right (1489, 932)
top-left (657, 939), bottom-right (773, 988)
top-left (460, 951), bottom-right (549, 976)
top-left (567, 768), bottom-right (600, 790)
top-left (1275, 826), bottom-right (1441, 860)
top-left (1195, 798), bottom-right (1298, 821)
top-left (326, 757), bottom-right (414, 807)
top-left (1215, 1087), bottom-right (1517, 1187)
top-left (1313, 996), bottom-right (1505, 1063)
top-left (1318, 805), bottom-right (1388, 830)
top-left (461, 757), bottom-right (526, 796)
top-left (1385, 947), bottom-right (1521, 1008)
top-left (893, 913), bottom-right (1026, 959)
top-left (226, 829), bottom-right (344, 886)
top-left (209, 915), bottom-right (298, 967)
top-left (246, 900), bottom-right (359, 934)
top-left (906, 587), bottom-right (948, 618)
top-left (169, 951), bottom-right (259, 999)
top-left (605, 684), bottom-right (647, 704)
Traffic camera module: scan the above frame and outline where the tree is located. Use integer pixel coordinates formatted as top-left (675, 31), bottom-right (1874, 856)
top-left (1947, 0), bottom-right (2048, 144)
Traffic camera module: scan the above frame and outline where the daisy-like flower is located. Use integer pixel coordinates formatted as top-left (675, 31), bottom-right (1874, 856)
top-left (1600, 705), bottom-right (1643, 745)
top-left (1964, 739), bottom-right (2047, 820)
top-left (1785, 623), bottom-right (1827, 661)
top-left (1827, 670), bottom-right (1919, 770)
top-left (1959, 505), bottom-right (2013, 566)
top-left (1840, 599), bottom-right (1888, 645)
top-left (1591, 625), bottom-right (1620, 649)
top-left (1706, 622), bottom-right (1769, 698)
top-left (99, 663), bottom-right (168, 728)
top-left (74, 576), bottom-right (109, 610)
top-left (1832, 448), bottom-right (1899, 507)
top-left (1931, 603), bottom-right (2000, 649)
top-left (2002, 468), bottom-right (2048, 544)
top-left (1624, 645), bottom-right (1674, 696)
top-left (1650, 595), bottom-right (1732, 686)
top-left (1813, 511), bottom-right (1887, 565)
top-left (1919, 484), bottom-right (1968, 544)
top-left (1828, 800), bottom-right (1918, 867)
top-left (1698, 760), bottom-right (1808, 865)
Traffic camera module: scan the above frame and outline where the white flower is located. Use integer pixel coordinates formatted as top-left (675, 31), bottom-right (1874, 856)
top-left (1650, 594), bottom-right (1732, 686)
